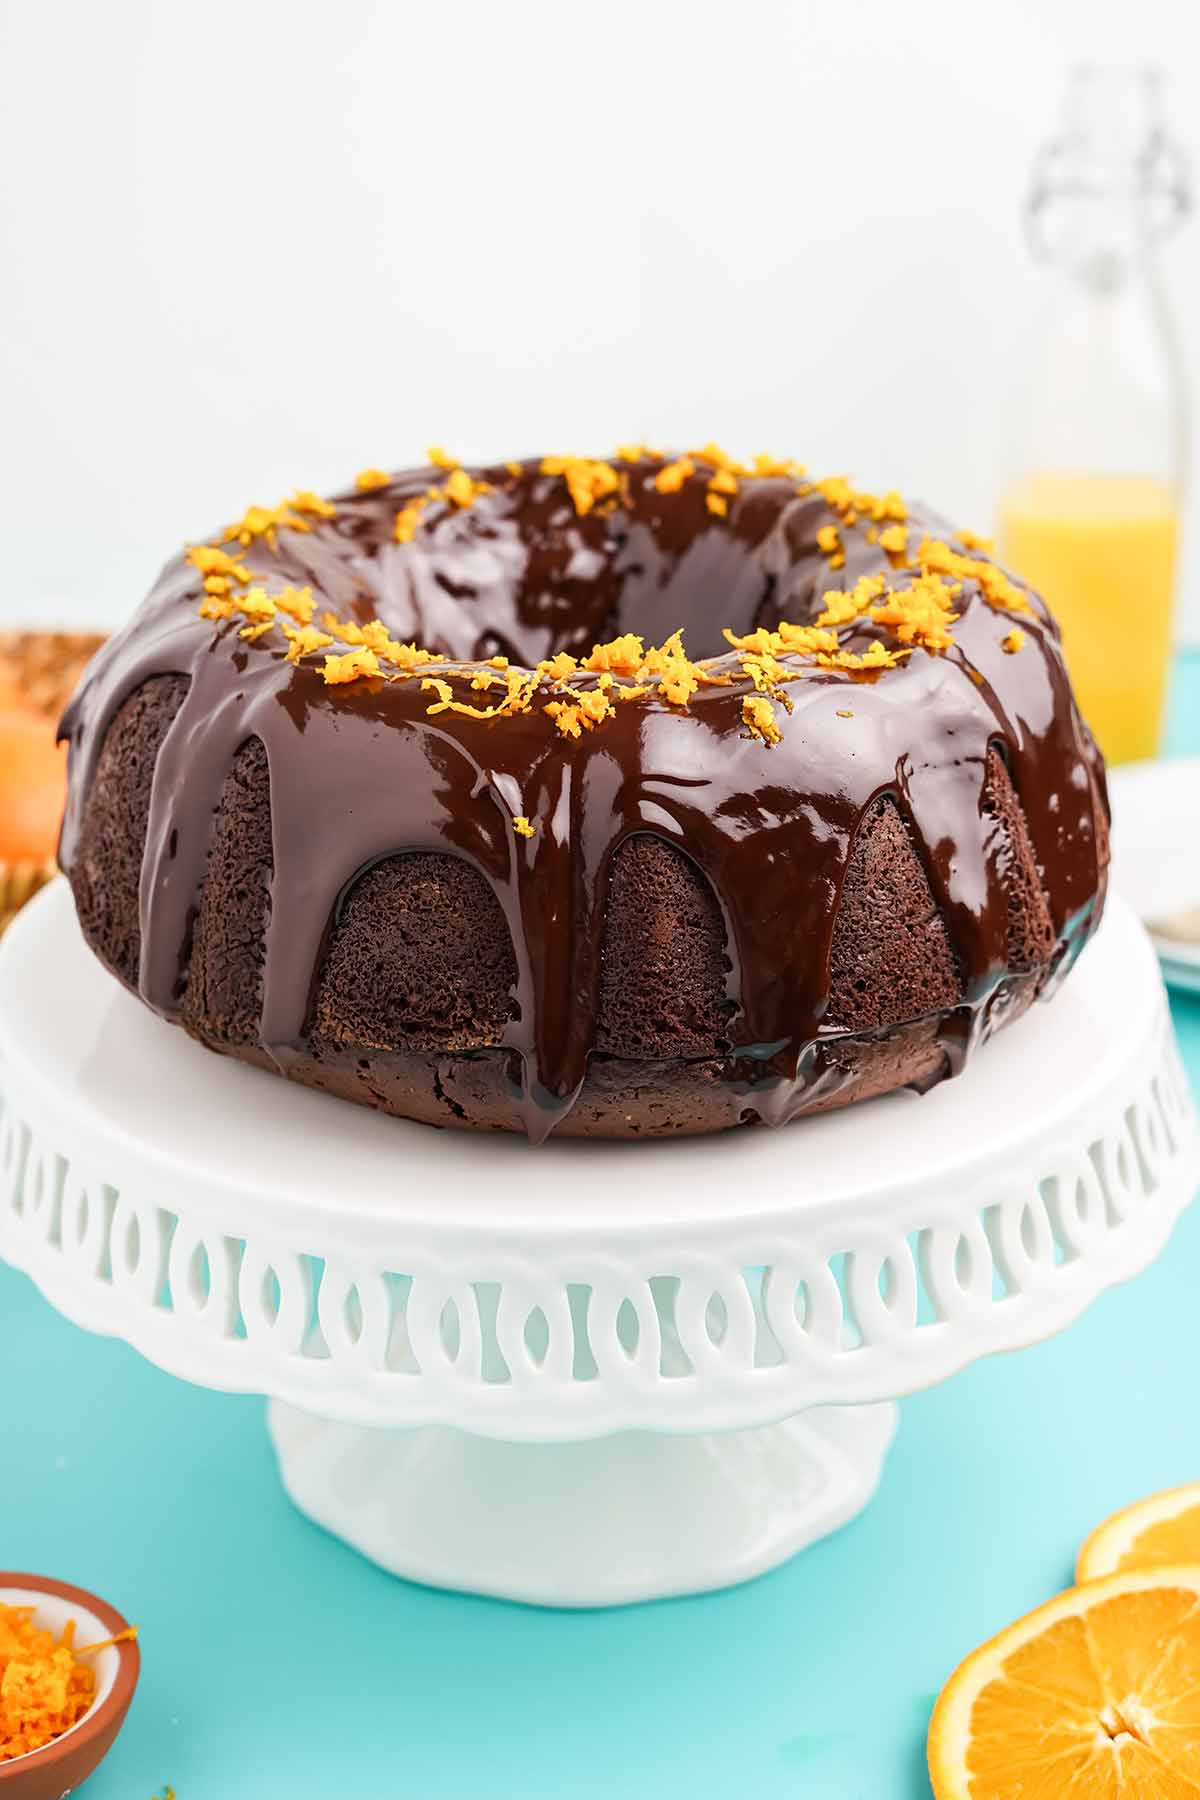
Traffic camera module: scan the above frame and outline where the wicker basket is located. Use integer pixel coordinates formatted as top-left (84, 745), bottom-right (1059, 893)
top-left (0, 860), bottom-right (59, 938)
top-left (0, 631), bottom-right (105, 939)
top-left (0, 631), bottom-right (107, 719)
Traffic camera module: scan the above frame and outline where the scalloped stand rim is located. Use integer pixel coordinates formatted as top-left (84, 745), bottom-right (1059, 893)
top-left (0, 882), bottom-right (1196, 1606)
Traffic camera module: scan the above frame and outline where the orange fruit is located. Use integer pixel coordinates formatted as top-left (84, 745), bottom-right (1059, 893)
top-left (1078, 1483), bottom-right (1200, 1584)
top-left (0, 708), bottom-right (67, 860)
top-left (928, 1566), bottom-right (1200, 1798)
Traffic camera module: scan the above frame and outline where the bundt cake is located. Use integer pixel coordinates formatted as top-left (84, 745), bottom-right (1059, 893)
top-left (57, 446), bottom-right (1109, 1141)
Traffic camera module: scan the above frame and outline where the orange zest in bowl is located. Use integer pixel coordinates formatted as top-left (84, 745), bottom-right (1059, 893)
top-left (0, 1602), bottom-right (137, 1762)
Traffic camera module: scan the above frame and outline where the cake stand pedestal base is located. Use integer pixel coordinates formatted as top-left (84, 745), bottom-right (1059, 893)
top-left (268, 1399), bottom-right (899, 1607)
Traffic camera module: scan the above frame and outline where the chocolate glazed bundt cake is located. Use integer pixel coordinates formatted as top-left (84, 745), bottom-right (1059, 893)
top-left (58, 446), bottom-right (1110, 1142)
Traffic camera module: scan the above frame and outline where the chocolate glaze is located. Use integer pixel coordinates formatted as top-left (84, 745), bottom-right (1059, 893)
top-left (58, 456), bottom-right (1109, 1141)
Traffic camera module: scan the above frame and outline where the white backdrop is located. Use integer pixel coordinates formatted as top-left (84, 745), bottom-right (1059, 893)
top-left (1, 0), bottom-right (1197, 638)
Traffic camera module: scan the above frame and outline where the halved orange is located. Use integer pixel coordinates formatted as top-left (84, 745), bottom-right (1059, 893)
top-left (0, 708), bottom-right (66, 861)
top-left (1078, 1484), bottom-right (1200, 1584)
top-left (928, 1565), bottom-right (1200, 1798)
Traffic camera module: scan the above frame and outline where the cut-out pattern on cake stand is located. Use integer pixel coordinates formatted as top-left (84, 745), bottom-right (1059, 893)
top-left (0, 882), bottom-right (1195, 1605)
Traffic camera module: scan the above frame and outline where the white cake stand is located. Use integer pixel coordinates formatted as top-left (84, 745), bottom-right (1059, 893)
top-left (0, 882), bottom-right (1196, 1608)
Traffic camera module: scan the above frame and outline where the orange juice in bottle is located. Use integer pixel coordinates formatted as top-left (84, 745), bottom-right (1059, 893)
top-left (999, 67), bottom-right (1189, 765)
top-left (1001, 474), bottom-right (1178, 764)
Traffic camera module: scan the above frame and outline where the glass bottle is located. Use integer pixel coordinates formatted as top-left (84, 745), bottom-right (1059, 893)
top-left (999, 65), bottom-right (1190, 766)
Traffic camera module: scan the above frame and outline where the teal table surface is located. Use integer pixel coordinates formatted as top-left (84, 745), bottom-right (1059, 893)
top-left (3, 655), bottom-right (1198, 1800)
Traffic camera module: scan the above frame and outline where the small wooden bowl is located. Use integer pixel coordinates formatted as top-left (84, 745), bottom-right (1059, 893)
top-left (0, 1575), bottom-right (139, 1799)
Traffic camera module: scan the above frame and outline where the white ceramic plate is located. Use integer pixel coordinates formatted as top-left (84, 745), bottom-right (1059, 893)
top-left (1107, 756), bottom-right (1200, 995)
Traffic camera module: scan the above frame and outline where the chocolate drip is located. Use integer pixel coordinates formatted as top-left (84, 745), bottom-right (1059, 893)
top-left (58, 457), bottom-right (1108, 1141)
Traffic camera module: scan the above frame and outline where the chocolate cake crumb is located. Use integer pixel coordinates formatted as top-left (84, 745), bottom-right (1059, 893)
top-left (182, 738), bottom-right (273, 1043)
top-left (69, 674), bottom-right (189, 989)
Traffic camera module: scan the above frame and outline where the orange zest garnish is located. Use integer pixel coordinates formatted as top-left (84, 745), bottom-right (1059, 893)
top-left (653, 456), bottom-right (696, 495)
top-left (816, 575), bottom-right (888, 627)
top-left (393, 466), bottom-right (492, 542)
top-left (539, 455), bottom-right (621, 516)
top-left (917, 537), bottom-right (1032, 615)
top-left (190, 452), bottom-right (1038, 747)
top-left (816, 522), bottom-right (845, 569)
top-left (868, 572), bottom-right (959, 651)
top-left (323, 647), bottom-right (380, 685)
top-left (742, 694), bottom-right (782, 745)
top-left (219, 490), bottom-right (335, 550)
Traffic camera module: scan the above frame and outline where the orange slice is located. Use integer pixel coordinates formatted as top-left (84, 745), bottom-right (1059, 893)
top-left (1078, 1483), bottom-right (1200, 1583)
top-left (928, 1565), bottom-right (1200, 1798)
